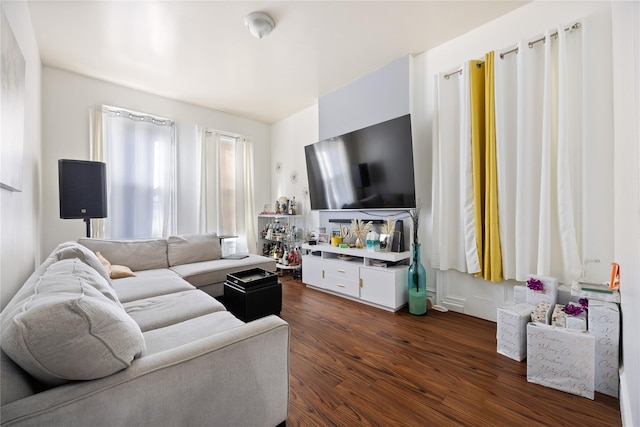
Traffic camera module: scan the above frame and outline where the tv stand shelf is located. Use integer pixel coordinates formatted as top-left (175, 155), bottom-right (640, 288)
top-left (301, 243), bottom-right (410, 311)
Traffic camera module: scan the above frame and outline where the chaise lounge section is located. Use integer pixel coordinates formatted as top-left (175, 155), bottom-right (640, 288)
top-left (0, 237), bottom-right (288, 427)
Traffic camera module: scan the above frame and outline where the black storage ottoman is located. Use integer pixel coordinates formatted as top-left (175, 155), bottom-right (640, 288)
top-left (224, 268), bottom-right (282, 322)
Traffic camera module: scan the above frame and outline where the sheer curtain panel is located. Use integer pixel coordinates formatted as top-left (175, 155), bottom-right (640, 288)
top-left (91, 106), bottom-right (176, 239)
top-left (197, 129), bottom-right (256, 254)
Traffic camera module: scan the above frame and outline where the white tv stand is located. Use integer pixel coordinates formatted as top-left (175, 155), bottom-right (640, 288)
top-left (301, 243), bottom-right (410, 312)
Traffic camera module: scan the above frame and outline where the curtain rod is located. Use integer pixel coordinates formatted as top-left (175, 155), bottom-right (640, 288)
top-left (500, 21), bottom-right (581, 59)
top-left (444, 68), bottom-right (462, 80)
top-left (442, 21), bottom-right (580, 78)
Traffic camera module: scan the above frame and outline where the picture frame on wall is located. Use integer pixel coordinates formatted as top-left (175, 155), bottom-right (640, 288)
top-left (0, 8), bottom-right (26, 192)
top-left (318, 233), bottom-right (329, 244)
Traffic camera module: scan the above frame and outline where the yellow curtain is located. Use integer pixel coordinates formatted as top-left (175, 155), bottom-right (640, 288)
top-left (469, 60), bottom-right (485, 276)
top-left (469, 52), bottom-right (503, 282)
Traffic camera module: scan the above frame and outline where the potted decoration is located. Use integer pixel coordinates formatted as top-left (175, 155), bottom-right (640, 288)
top-left (407, 201), bottom-right (426, 315)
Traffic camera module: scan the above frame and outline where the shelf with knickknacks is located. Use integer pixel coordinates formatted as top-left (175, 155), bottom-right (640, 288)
top-left (258, 202), bottom-right (305, 277)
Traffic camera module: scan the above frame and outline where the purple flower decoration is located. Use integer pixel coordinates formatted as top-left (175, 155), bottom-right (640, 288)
top-left (579, 298), bottom-right (588, 310)
top-left (526, 277), bottom-right (544, 291)
top-left (563, 304), bottom-right (584, 316)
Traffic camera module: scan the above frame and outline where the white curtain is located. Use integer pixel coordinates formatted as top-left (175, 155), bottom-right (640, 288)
top-left (496, 23), bottom-right (583, 283)
top-left (434, 22), bottom-right (584, 284)
top-left (431, 62), bottom-right (481, 274)
top-left (243, 138), bottom-right (257, 254)
top-left (91, 106), bottom-right (176, 239)
top-left (494, 46), bottom-right (518, 280)
top-left (197, 128), bottom-right (256, 254)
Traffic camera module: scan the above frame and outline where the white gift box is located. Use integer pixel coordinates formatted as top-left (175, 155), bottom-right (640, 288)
top-left (551, 304), bottom-right (566, 327)
top-left (531, 301), bottom-right (553, 325)
top-left (588, 300), bottom-right (620, 398)
top-left (525, 275), bottom-right (558, 307)
top-left (557, 284), bottom-right (573, 305)
top-left (571, 284), bottom-right (620, 304)
top-left (565, 314), bottom-right (587, 331)
top-left (526, 323), bottom-right (595, 399)
top-left (497, 304), bottom-right (534, 361)
top-left (513, 285), bottom-right (527, 304)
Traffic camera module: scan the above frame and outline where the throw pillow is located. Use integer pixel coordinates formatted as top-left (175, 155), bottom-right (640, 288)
top-left (110, 264), bottom-right (137, 279)
top-left (0, 259), bottom-right (145, 385)
top-left (96, 251), bottom-right (136, 279)
top-left (96, 251), bottom-right (112, 273)
top-left (167, 233), bottom-right (222, 267)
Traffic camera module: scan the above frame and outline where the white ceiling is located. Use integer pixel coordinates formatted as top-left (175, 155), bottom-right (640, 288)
top-left (27, 1), bottom-right (528, 124)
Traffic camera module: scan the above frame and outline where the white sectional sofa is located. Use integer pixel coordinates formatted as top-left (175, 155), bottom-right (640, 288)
top-left (0, 236), bottom-right (288, 427)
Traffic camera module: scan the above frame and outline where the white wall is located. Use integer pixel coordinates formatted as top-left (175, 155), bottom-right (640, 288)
top-left (41, 67), bottom-right (271, 260)
top-left (611, 2), bottom-right (639, 425)
top-left (0, 2), bottom-right (42, 310)
top-left (269, 104), bottom-right (319, 233)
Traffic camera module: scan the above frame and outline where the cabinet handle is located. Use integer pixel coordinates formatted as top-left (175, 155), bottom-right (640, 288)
top-left (359, 278), bottom-right (363, 288)
top-left (337, 283), bottom-right (345, 288)
top-left (322, 270), bottom-right (325, 279)
top-left (337, 269), bottom-right (345, 273)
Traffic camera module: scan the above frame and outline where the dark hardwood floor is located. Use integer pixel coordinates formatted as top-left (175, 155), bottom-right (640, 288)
top-left (278, 275), bottom-right (621, 427)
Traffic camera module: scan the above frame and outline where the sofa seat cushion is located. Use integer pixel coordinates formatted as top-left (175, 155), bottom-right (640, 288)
top-left (111, 269), bottom-right (195, 303)
top-left (169, 255), bottom-right (276, 288)
top-left (167, 233), bottom-right (222, 267)
top-left (0, 259), bottom-right (145, 385)
top-left (142, 311), bottom-right (244, 355)
top-left (78, 238), bottom-right (169, 271)
top-left (123, 290), bottom-right (226, 332)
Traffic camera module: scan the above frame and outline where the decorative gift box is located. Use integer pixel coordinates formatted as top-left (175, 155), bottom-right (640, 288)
top-left (551, 304), bottom-right (567, 327)
top-left (496, 304), bottom-right (534, 361)
top-left (551, 303), bottom-right (587, 330)
top-left (527, 323), bottom-right (595, 399)
top-left (571, 284), bottom-right (620, 304)
top-left (531, 301), bottom-right (553, 325)
top-left (525, 275), bottom-right (558, 307)
top-left (588, 300), bottom-right (620, 398)
top-left (557, 284), bottom-right (573, 305)
top-left (513, 285), bottom-right (527, 305)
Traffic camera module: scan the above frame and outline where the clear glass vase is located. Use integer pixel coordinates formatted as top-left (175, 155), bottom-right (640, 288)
top-left (407, 243), bottom-right (427, 315)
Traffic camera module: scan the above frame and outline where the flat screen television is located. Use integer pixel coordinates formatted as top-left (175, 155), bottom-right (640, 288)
top-left (304, 114), bottom-right (416, 210)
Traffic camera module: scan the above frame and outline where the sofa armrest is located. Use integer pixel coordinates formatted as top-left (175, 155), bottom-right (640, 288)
top-left (1, 316), bottom-right (289, 427)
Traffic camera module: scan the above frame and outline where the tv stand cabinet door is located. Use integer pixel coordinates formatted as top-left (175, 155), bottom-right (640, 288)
top-left (359, 267), bottom-right (408, 310)
top-left (302, 255), bottom-right (326, 289)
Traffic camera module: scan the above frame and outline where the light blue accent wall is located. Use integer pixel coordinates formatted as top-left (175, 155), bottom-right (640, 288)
top-left (318, 55), bottom-right (411, 140)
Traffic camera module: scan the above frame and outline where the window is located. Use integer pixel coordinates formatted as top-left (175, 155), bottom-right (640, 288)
top-left (91, 106), bottom-right (176, 238)
top-left (198, 128), bottom-right (256, 254)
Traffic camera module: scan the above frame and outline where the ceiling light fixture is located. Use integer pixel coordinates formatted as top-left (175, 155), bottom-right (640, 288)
top-left (245, 12), bottom-right (275, 39)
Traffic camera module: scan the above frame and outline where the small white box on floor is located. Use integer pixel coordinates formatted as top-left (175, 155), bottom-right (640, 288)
top-left (588, 300), bottom-right (620, 398)
top-left (527, 323), bottom-right (595, 399)
top-left (525, 275), bottom-right (558, 307)
top-left (496, 304), bottom-right (534, 361)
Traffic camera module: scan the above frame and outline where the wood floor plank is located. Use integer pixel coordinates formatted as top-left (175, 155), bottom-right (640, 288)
top-left (278, 276), bottom-right (621, 426)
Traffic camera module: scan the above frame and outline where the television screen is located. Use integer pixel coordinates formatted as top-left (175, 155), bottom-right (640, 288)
top-left (304, 114), bottom-right (416, 210)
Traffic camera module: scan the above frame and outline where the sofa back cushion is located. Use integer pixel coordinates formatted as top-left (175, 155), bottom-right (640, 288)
top-left (167, 233), bottom-right (222, 267)
top-left (55, 242), bottom-right (113, 284)
top-left (78, 238), bottom-right (168, 271)
top-left (0, 259), bottom-right (145, 386)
